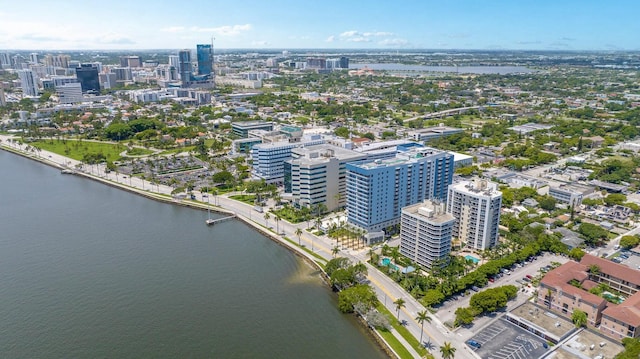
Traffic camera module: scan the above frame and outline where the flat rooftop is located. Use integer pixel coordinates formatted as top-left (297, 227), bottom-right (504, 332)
top-left (293, 143), bottom-right (365, 161)
top-left (551, 330), bottom-right (624, 359)
top-left (509, 302), bottom-right (574, 338)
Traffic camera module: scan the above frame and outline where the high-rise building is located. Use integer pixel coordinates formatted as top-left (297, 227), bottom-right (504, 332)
top-left (112, 67), bottom-right (132, 82)
top-left (177, 50), bottom-right (192, 87)
top-left (29, 53), bottom-right (39, 64)
top-left (339, 56), bottom-right (349, 69)
top-left (0, 88), bottom-right (6, 106)
top-left (196, 44), bottom-right (213, 76)
top-left (17, 69), bottom-right (38, 97)
top-left (75, 64), bottom-right (100, 94)
top-left (400, 200), bottom-right (455, 269)
top-left (168, 55), bottom-right (179, 70)
top-left (12, 55), bottom-right (26, 70)
top-left (119, 56), bottom-right (142, 68)
top-left (346, 147), bottom-right (454, 233)
top-left (446, 180), bottom-right (502, 250)
top-left (284, 144), bottom-right (367, 211)
top-left (56, 82), bottom-right (83, 104)
top-left (44, 54), bottom-right (70, 69)
top-left (0, 52), bottom-right (11, 68)
top-left (251, 137), bottom-right (325, 184)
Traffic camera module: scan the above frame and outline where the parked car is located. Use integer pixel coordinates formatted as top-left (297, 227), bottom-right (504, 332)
top-left (471, 286), bottom-right (480, 292)
top-left (523, 277), bottom-right (531, 282)
top-left (526, 274), bottom-right (533, 279)
top-left (466, 340), bottom-right (482, 349)
top-left (488, 277), bottom-right (495, 283)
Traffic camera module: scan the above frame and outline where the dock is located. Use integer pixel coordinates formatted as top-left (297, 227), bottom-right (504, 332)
top-left (206, 214), bottom-right (236, 226)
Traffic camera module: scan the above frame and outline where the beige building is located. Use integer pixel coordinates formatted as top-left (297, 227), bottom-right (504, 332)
top-left (400, 201), bottom-right (455, 269)
top-left (539, 254), bottom-right (640, 341)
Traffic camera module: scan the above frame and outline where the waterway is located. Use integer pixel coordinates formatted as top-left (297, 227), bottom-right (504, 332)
top-left (0, 150), bottom-right (387, 359)
top-left (351, 63), bottom-right (536, 74)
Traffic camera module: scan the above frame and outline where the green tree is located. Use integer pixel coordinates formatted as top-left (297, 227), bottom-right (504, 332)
top-left (454, 307), bottom-right (476, 327)
top-left (604, 193), bottom-right (627, 206)
top-left (572, 309), bottom-right (588, 328)
top-left (334, 127), bottom-right (350, 138)
top-left (416, 310), bottom-right (432, 344)
top-left (439, 342), bottom-right (456, 359)
top-left (337, 285), bottom-right (377, 313)
top-left (295, 227), bottom-right (303, 246)
top-left (568, 247), bottom-right (586, 261)
top-left (620, 235), bottom-right (640, 249)
top-left (539, 196), bottom-right (557, 211)
top-left (394, 298), bottom-right (406, 320)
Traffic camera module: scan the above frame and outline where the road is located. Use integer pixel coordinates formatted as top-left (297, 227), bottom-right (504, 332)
top-left (1, 136), bottom-right (476, 358)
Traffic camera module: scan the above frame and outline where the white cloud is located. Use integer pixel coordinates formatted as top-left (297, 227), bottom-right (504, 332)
top-left (251, 40), bottom-right (270, 46)
top-left (96, 32), bottom-right (135, 45)
top-left (162, 24), bottom-right (252, 36)
top-left (362, 31), bottom-right (393, 37)
top-left (335, 30), bottom-right (395, 43)
top-left (325, 35), bottom-right (335, 43)
top-left (339, 30), bottom-right (359, 38)
top-left (378, 38), bottom-right (408, 47)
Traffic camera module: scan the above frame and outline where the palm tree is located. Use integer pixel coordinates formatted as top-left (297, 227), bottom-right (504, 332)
top-left (295, 228), bottom-right (303, 246)
top-left (439, 342), bottom-right (456, 359)
top-left (415, 310), bottom-right (432, 345)
top-left (274, 214), bottom-right (281, 234)
top-left (394, 298), bottom-right (406, 320)
top-left (264, 212), bottom-right (271, 228)
top-left (332, 246), bottom-right (340, 258)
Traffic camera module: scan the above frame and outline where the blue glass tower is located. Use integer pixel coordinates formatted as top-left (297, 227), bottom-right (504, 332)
top-left (346, 147), bottom-right (454, 233)
top-left (196, 44), bottom-right (213, 76)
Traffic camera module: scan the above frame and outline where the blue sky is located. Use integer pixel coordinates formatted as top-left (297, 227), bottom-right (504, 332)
top-left (0, 0), bottom-right (638, 50)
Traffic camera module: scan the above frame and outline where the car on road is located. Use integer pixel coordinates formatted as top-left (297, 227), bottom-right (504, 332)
top-left (466, 339), bottom-right (482, 349)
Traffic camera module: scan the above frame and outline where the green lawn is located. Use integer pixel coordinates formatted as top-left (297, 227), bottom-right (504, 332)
top-left (124, 147), bottom-right (153, 156)
top-left (159, 146), bottom-right (195, 155)
top-left (228, 194), bottom-right (256, 205)
top-left (29, 139), bottom-right (125, 162)
top-left (377, 329), bottom-right (414, 359)
top-left (376, 304), bottom-right (429, 357)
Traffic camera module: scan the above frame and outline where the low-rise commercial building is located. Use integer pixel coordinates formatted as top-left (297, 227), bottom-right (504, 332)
top-left (538, 254), bottom-right (640, 341)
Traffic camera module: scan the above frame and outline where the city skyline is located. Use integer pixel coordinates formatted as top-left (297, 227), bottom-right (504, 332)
top-left (0, 0), bottom-right (638, 51)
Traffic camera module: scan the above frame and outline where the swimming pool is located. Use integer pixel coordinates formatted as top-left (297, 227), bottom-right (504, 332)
top-left (465, 255), bottom-right (480, 264)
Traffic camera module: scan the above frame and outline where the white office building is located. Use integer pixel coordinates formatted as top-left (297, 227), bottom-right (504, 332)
top-left (18, 69), bottom-right (38, 97)
top-left (56, 82), bottom-right (83, 104)
top-left (251, 137), bottom-right (325, 184)
top-left (284, 144), bottom-right (366, 211)
top-left (400, 200), bottom-right (455, 269)
top-left (446, 180), bottom-right (502, 250)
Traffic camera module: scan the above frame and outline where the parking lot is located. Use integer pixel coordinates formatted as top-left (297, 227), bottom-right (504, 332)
top-left (437, 253), bottom-right (568, 326)
top-left (612, 249), bottom-right (640, 270)
top-left (470, 319), bottom-right (549, 359)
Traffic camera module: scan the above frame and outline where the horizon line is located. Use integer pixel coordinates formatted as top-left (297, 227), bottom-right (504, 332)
top-left (1, 48), bottom-right (638, 53)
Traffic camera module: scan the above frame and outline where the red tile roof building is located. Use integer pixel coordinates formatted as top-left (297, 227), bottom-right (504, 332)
top-left (538, 254), bottom-right (640, 341)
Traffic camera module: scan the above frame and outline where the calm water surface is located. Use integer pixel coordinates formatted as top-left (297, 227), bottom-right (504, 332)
top-left (0, 151), bottom-right (387, 359)
top-left (351, 63), bottom-right (535, 74)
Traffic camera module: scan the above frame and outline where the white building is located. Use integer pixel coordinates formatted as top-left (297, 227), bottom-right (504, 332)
top-left (56, 82), bottom-right (83, 104)
top-left (18, 69), bottom-right (38, 97)
top-left (446, 180), bottom-right (502, 250)
top-left (400, 201), bottom-right (455, 269)
top-left (251, 136), bottom-right (325, 184)
top-left (284, 144), bottom-right (366, 211)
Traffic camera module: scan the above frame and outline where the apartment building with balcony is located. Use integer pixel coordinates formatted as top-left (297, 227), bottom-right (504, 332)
top-left (400, 201), bottom-right (455, 269)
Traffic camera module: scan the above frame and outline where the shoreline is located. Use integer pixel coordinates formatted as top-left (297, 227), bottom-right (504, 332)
top-left (0, 144), bottom-right (397, 358)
